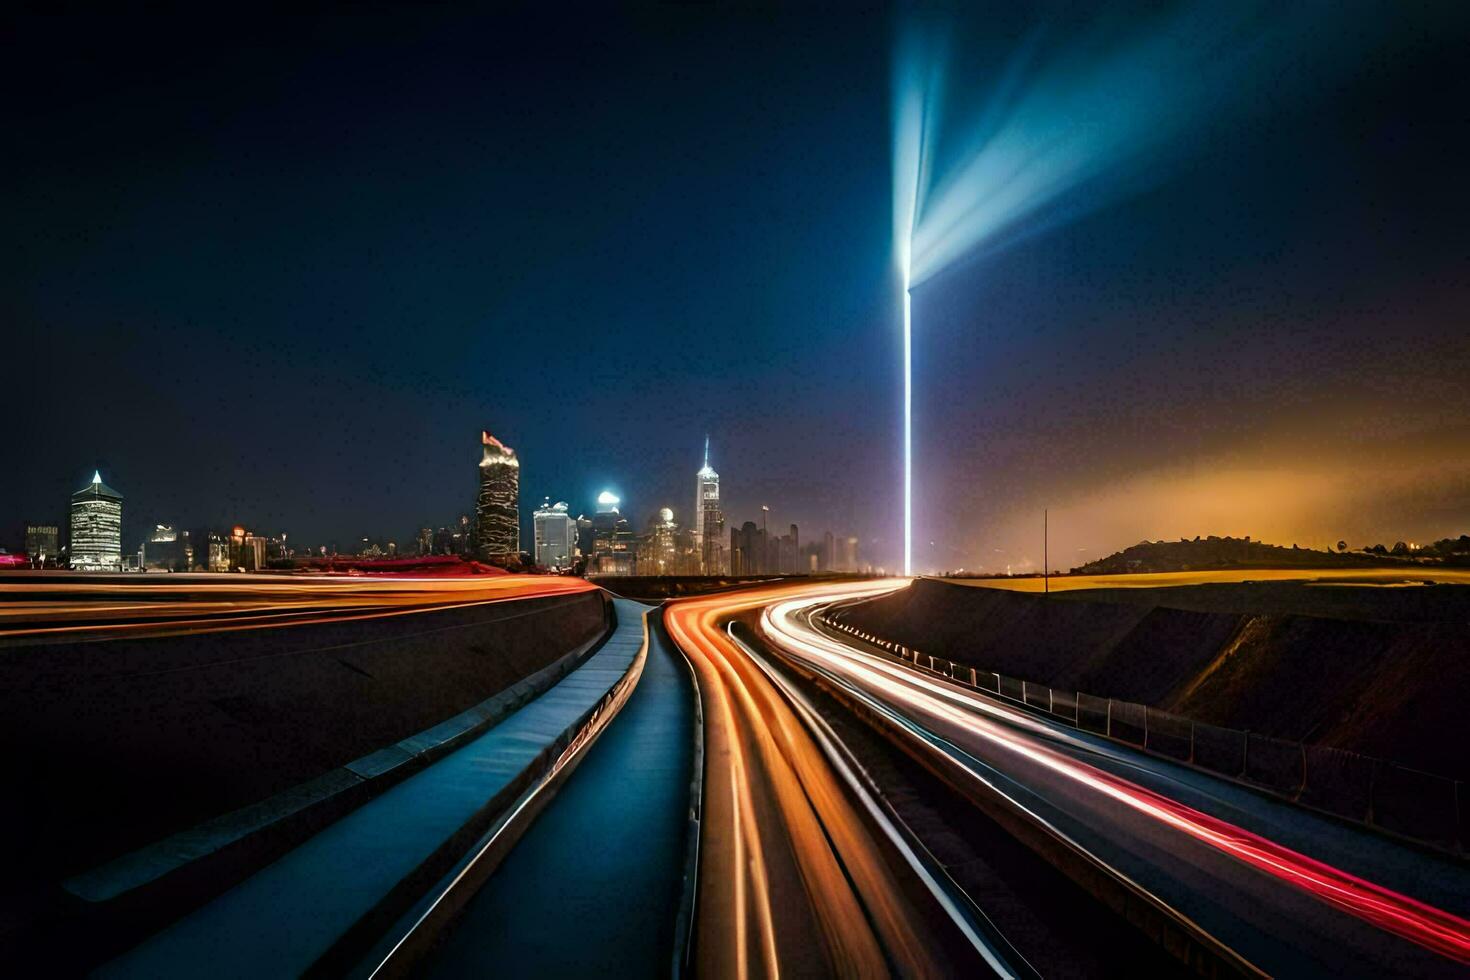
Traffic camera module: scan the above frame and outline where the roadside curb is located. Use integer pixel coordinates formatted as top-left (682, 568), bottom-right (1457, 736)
top-left (98, 594), bottom-right (649, 978)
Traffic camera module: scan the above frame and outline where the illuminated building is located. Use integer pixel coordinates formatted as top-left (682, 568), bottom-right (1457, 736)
top-left (69, 471), bottom-right (123, 570)
top-left (694, 437), bottom-right (725, 574)
top-left (673, 525), bottom-right (700, 575)
top-left (533, 498), bottom-right (576, 569)
top-left (589, 491), bottom-right (636, 576)
top-left (416, 527), bottom-right (432, 556)
top-left (25, 524), bottom-right (59, 567)
top-left (475, 431), bottom-right (520, 559)
top-left (141, 524), bottom-right (191, 572)
top-left (227, 525), bottom-right (267, 571)
top-left (640, 507), bottom-right (679, 576)
top-left (207, 532), bottom-right (230, 572)
top-left (575, 514), bottom-right (594, 562)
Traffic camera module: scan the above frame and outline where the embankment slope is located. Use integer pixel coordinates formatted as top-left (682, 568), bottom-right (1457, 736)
top-left (843, 578), bottom-right (1470, 779)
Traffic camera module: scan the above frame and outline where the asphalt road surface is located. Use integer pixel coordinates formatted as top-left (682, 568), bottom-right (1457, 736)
top-left (757, 582), bottom-right (1470, 977)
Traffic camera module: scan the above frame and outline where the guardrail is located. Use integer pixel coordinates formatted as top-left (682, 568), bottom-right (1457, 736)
top-left (821, 613), bottom-right (1467, 856)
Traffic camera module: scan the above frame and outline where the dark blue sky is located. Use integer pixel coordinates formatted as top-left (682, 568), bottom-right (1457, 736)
top-left (6, 5), bottom-right (1468, 569)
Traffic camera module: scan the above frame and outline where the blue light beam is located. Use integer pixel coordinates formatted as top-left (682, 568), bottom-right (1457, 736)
top-left (892, 2), bottom-right (1376, 575)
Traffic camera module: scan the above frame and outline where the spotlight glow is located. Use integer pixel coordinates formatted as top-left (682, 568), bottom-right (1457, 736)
top-left (902, 284), bottom-right (912, 577)
top-left (891, 5), bottom-right (1376, 574)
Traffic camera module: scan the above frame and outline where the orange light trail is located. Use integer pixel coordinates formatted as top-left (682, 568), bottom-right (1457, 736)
top-left (664, 579), bottom-right (974, 978)
top-left (0, 573), bottom-right (596, 643)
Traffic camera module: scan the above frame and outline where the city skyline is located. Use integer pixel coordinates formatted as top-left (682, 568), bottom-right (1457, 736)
top-left (4, 7), bottom-right (1469, 976)
top-left (5, 6), bottom-right (1468, 572)
top-left (8, 431), bottom-right (870, 575)
top-left (8, 424), bottom-right (1464, 575)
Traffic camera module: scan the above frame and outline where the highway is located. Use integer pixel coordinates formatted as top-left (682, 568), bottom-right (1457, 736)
top-left (10, 569), bottom-right (1469, 975)
top-left (0, 571), bottom-right (608, 971)
top-left (417, 610), bottom-right (695, 979)
top-left (754, 582), bottom-right (1470, 977)
top-left (0, 571), bottom-right (595, 643)
top-left (664, 581), bottom-right (1022, 978)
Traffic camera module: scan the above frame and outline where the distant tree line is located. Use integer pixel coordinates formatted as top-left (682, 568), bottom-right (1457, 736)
top-left (1360, 534), bottom-right (1470, 560)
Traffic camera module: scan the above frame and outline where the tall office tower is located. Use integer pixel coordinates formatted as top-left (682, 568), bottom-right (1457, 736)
top-left (476, 431), bottom-right (520, 559)
top-left (533, 498), bottom-right (577, 569)
top-left (416, 527), bottom-right (433, 555)
top-left (694, 437), bottom-right (725, 574)
top-left (69, 471), bottom-right (123, 570)
top-left (575, 514), bottom-right (594, 562)
top-left (731, 520), bottom-right (764, 575)
top-left (822, 530), bottom-right (835, 572)
top-left (642, 507), bottom-right (678, 576)
top-left (589, 491), bottom-right (636, 576)
top-left (782, 523), bottom-right (799, 574)
top-left (24, 524), bottom-right (59, 567)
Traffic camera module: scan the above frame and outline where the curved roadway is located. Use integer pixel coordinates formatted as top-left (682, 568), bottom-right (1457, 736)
top-left (664, 582), bottom-right (1018, 978)
top-left (755, 582), bottom-right (1470, 977)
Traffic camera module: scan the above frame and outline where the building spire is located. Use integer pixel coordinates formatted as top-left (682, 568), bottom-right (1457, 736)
top-left (92, 470), bottom-right (102, 484)
top-left (704, 434), bottom-right (710, 468)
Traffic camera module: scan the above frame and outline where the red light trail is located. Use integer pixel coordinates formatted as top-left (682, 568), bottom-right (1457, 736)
top-left (759, 586), bottom-right (1470, 968)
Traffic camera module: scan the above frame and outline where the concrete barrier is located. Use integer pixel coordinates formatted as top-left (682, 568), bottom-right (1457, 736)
top-left (101, 596), bottom-right (647, 978)
top-left (1144, 708), bottom-right (1192, 763)
top-left (1109, 700), bottom-right (1146, 747)
top-left (1, 590), bottom-right (610, 967)
top-left (822, 614), bottom-right (1467, 855)
top-left (1372, 764), bottom-right (1460, 848)
top-left (1, 590), bottom-right (608, 883)
top-left (1243, 733), bottom-right (1304, 795)
top-left (1298, 745), bottom-right (1374, 822)
top-left (1192, 723), bottom-right (1246, 778)
top-left (1077, 693), bottom-right (1110, 735)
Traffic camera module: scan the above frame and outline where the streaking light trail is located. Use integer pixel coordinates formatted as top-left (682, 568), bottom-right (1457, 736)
top-left (662, 580), bottom-right (995, 976)
top-left (891, 3), bottom-right (1371, 572)
top-left (0, 573), bottom-right (595, 644)
top-left (758, 587), bottom-right (1470, 968)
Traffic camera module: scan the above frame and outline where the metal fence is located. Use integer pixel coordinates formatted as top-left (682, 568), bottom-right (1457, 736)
top-left (823, 615), bottom-right (1467, 854)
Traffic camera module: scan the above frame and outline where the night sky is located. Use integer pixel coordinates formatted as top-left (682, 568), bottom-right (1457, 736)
top-left (6, 5), bottom-right (1468, 571)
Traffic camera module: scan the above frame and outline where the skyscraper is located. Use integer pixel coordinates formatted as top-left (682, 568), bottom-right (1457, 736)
top-left (24, 524), bottom-right (59, 567)
top-left (641, 507), bottom-right (678, 576)
top-left (476, 430), bottom-right (520, 559)
top-left (589, 491), bottom-right (636, 576)
top-left (533, 498), bottom-right (576, 569)
top-left (730, 520), bottom-right (763, 575)
top-left (69, 471), bottom-right (122, 570)
top-left (695, 437), bottom-right (725, 574)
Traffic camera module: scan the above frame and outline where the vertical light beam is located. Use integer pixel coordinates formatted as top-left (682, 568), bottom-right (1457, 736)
top-left (903, 284), bottom-right (912, 577)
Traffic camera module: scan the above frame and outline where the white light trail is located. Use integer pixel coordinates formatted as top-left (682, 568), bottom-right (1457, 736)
top-left (759, 588), bottom-right (1470, 966)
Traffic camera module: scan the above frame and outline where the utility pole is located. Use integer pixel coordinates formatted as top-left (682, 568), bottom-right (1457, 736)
top-left (1044, 508), bottom-right (1049, 595)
